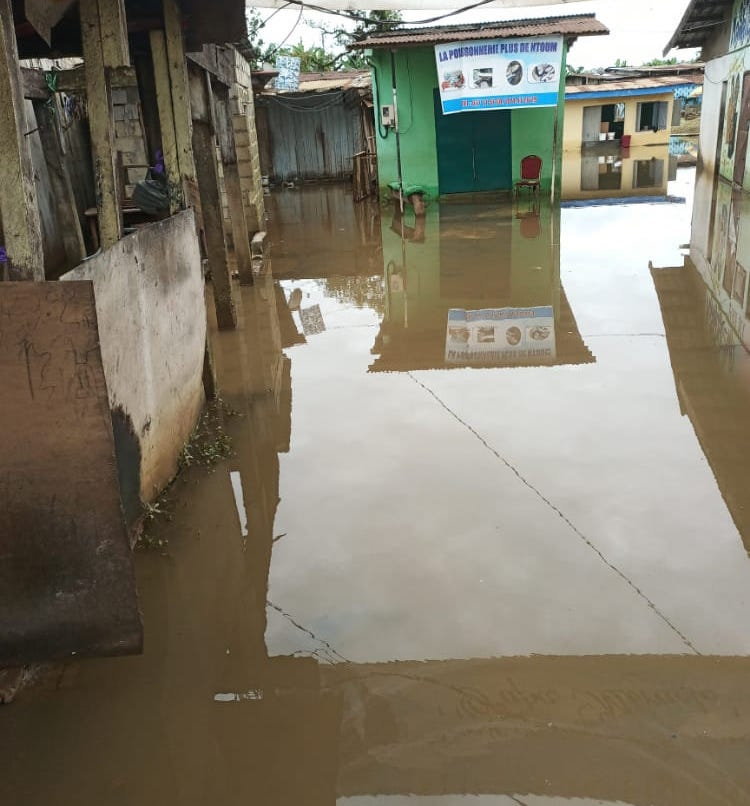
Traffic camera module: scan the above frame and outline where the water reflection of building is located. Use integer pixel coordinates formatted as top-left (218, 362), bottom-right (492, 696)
top-left (369, 200), bottom-right (594, 371)
top-left (321, 655), bottom-right (750, 805)
top-left (210, 276), bottom-right (343, 805)
top-left (562, 144), bottom-right (677, 201)
top-left (656, 1), bottom-right (750, 553)
top-left (651, 260), bottom-right (750, 554)
top-left (268, 186), bottom-right (381, 282)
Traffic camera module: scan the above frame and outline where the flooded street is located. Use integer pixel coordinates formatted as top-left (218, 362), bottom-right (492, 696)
top-left (4, 166), bottom-right (750, 805)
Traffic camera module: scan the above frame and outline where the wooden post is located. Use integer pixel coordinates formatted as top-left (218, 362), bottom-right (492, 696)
top-left (80, 0), bottom-right (130, 248)
top-left (32, 101), bottom-right (86, 266)
top-left (190, 67), bottom-right (236, 330)
top-left (149, 29), bottom-right (180, 214)
top-left (97, 0), bottom-right (130, 66)
top-left (214, 86), bottom-right (253, 285)
top-left (163, 0), bottom-right (197, 186)
top-left (0, 0), bottom-right (44, 280)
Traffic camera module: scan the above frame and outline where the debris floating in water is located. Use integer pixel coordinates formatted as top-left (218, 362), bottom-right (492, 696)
top-left (213, 690), bottom-right (263, 702)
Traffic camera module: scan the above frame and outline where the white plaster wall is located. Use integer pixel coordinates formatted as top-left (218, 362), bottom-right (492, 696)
top-left (692, 52), bottom-right (735, 282)
top-left (690, 48), bottom-right (750, 350)
top-left (698, 53), bottom-right (733, 178)
top-left (62, 210), bottom-right (206, 504)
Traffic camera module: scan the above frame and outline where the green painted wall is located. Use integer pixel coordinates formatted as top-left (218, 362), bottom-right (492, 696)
top-left (370, 42), bottom-right (568, 199)
top-left (371, 48), bottom-right (440, 198)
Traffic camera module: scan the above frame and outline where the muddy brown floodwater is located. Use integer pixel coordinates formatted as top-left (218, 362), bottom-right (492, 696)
top-left (3, 166), bottom-right (750, 806)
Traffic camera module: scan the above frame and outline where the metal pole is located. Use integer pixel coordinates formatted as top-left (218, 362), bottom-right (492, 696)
top-left (551, 103), bottom-right (559, 205)
top-left (390, 48), bottom-right (404, 215)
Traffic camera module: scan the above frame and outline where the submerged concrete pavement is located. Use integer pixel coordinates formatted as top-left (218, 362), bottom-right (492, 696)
top-left (2, 167), bottom-right (750, 805)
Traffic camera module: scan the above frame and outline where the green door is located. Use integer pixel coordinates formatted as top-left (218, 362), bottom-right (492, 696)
top-left (434, 90), bottom-right (512, 194)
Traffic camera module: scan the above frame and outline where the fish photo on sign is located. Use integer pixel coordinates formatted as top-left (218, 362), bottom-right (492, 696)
top-left (530, 63), bottom-right (556, 83)
top-left (472, 68), bottom-right (494, 88)
top-left (506, 60), bottom-right (523, 85)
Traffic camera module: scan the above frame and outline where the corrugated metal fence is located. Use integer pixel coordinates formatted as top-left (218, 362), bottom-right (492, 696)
top-left (258, 91), bottom-right (364, 183)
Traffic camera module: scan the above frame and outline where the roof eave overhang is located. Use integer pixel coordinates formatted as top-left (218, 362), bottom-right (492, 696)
top-left (663, 0), bottom-right (732, 56)
top-left (349, 28), bottom-right (607, 51)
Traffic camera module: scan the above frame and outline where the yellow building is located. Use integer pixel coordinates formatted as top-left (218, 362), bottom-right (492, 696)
top-left (563, 76), bottom-right (699, 151)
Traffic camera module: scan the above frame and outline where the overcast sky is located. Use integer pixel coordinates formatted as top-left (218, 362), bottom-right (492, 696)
top-left (256, 0), bottom-right (700, 69)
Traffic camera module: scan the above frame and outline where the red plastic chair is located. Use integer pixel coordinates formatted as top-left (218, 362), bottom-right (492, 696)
top-left (514, 154), bottom-right (543, 196)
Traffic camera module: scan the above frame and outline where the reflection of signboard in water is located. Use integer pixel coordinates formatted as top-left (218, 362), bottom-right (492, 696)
top-left (299, 304), bottom-right (326, 336)
top-left (435, 35), bottom-right (562, 114)
top-left (445, 306), bottom-right (556, 365)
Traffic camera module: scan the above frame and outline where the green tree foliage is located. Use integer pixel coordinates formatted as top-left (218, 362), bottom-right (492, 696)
top-left (317, 275), bottom-right (385, 314)
top-left (312, 9), bottom-right (403, 70)
top-left (242, 8), bottom-right (402, 72)
top-left (642, 57), bottom-right (679, 66)
top-left (281, 41), bottom-right (337, 72)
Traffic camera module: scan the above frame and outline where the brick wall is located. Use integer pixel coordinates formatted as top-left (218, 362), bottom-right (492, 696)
top-left (112, 86), bottom-right (150, 199)
top-left (229, 48), bottom-right (266, 233)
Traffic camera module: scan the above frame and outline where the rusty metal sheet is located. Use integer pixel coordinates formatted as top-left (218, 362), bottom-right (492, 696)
top-left (0, 281), bottom-right (142, 666)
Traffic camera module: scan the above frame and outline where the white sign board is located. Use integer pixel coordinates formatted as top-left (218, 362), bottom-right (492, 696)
top-left (445, 306), bottom-right (556, 365)
top-left (275, 55), bottom-right (301, 91)
top-left (435, 35), bottom-right (563, 114)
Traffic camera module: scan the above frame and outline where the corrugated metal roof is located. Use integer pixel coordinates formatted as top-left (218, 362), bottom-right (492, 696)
top-left (297, 71), bottom-right (371, 91)
top-left (567, 64), bottom-right (705, 84)
top-left (664, 0), bottom-right (732, 55)
top-left (566, 74), bottom-right (704, 97)
top-left (349, 13), bottom-right (608, 49)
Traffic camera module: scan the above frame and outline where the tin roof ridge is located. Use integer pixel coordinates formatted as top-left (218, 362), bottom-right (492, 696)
top-left (364, 11), bottom-right (598, 39)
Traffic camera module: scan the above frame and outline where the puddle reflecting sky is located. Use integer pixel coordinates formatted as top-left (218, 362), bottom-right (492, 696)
top-left (267, 169), bottom-right (750, 663)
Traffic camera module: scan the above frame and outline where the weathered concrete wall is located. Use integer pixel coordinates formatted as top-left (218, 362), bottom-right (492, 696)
top-left (62, 210), bottom-right (206, 515)
top-left (686, 3), bottom-right (750, 350)
top-left (0, 281), bottom-right (143, 665)
top-left (702, 17), bottom-right (732, 62)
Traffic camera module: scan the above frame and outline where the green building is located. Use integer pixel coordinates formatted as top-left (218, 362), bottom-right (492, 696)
top-left (352, 14), bottom-right (608, 201)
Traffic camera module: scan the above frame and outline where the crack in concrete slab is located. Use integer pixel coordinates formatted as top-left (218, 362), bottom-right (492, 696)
top-left (407, 371), bottom-right (700, 656)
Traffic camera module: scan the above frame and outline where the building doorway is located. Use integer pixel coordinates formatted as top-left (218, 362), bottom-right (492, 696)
top-left (433, 91), bottom-right (512, 194)
top-left (582, 103), bottom-right (625, 144)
